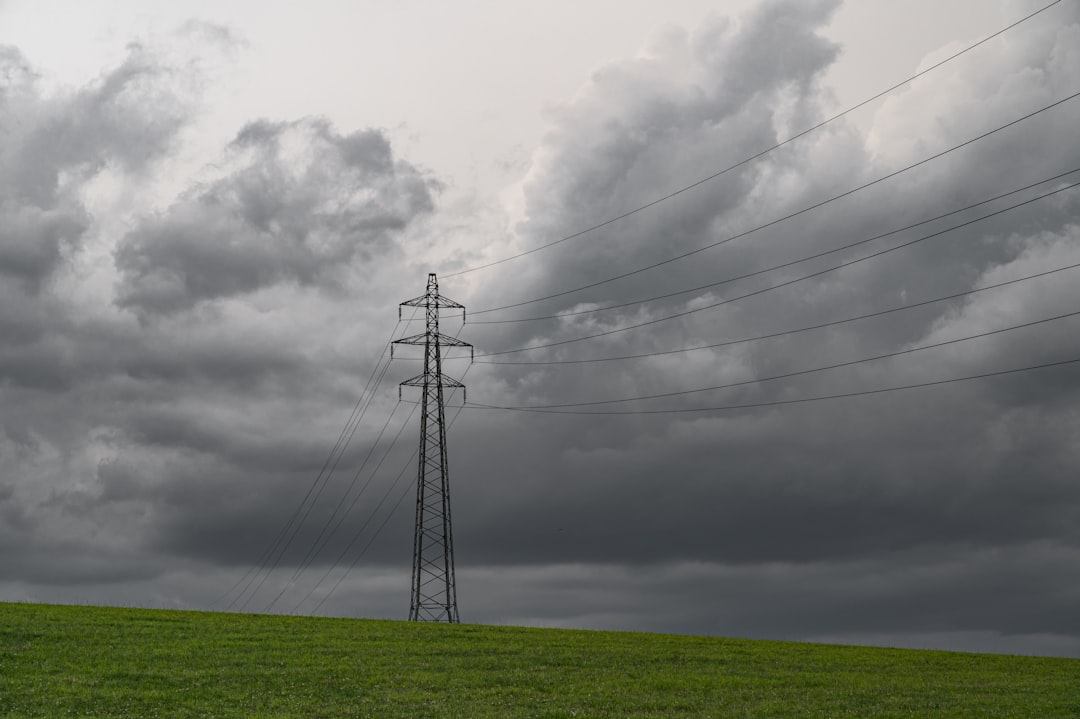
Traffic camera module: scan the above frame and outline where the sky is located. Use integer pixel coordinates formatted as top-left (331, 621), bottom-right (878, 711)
top-left (1, 0), bottom-right (1079, 658)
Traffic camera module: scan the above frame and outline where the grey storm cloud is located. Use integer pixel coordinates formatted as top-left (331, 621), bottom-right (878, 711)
top-left (2, 0), bottom-right (1080, 659)
top-left (143, 0), bottom-right (1080, 648)
top-left (0, 45), bottom-right (439, 598)
top-left (0, 43), bottom-right (187, 291)
top-left (0, 40), bottom-right (198, 393)
top-left (114, 117), bottom-right (439, 316)
top-left (432, 0), bottom-right (1080, 653)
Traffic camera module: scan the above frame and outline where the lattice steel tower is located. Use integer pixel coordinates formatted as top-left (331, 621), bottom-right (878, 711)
top-left (393, 273), bottom-right (471, 622)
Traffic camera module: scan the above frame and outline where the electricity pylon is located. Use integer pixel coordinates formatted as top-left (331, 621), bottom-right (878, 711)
top-left (392, 273), bottom-right (472, 623)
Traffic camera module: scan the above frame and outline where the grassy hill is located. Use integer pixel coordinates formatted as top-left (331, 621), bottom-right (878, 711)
top-left (1, 602), bottom-right (1077, 718)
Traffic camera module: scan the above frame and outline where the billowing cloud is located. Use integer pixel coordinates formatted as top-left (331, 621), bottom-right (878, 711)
top-left (114, 117), bottom-right (439, 316)
top-left (0, 24), bottom-right (442, 612)
top-left (0, 43), bottom-right (189, 291)
top-left (0, 36), bottom-right (202, 398)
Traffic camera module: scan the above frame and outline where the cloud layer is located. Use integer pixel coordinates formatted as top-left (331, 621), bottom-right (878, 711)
top-left (1, 0), bottom-right (1079, 658)
top-left (446, 0), bottom-right (1080, 654)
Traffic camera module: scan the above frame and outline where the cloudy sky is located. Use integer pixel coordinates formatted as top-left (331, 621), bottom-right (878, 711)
top-left (2, 0), bottom-right (1079, 658)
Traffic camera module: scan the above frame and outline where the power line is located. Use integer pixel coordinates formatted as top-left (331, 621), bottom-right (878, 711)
top-left (467, 168), bottom-right (1080, 324)
top-left (271, 399), bottom-right (420, 613)
top-left (441, 0), bottom-right (1064, 280)
top-left (262, 398), bottom-right (413, 613)
top-left (476, 261), bottom-right (1080, 365)
top-left (303, 452), bottom-right (412, 615)
top-left (235, 369), bottom-right (392, 610)
top-left (476, 180), bottom-right (1080, 357)
top-left (466, 356), bottom-right (1080, 415)
top-left (484, 309), bottom-right (1080, 408)
top-left (471, 90), bottom-right (1080, 316)
top-left (213, 322), bottom-right (403, 611)
top-left (236, 349), bottom-right (403, 612)
top-left (218, 315), bottom-right (416, 613)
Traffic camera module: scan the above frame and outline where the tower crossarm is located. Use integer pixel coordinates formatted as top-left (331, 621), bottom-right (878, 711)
top-left (393, 332), bottom-right (473, 348)
top-left (391, 333), bottom-right (473, 362)
top-left (400, 294), bottom-right (465, 310)
top-left (401, 374), bottom-right (465, 389)
top-left (398, 372), bottom-right (467, 402)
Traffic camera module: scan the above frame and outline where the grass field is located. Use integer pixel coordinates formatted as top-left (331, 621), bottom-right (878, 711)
top-left (1, 602), bottom-right (1078, 718)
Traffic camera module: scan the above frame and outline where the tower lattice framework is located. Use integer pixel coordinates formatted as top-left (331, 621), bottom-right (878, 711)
top-left (393, 273), bottom-right (471, 623)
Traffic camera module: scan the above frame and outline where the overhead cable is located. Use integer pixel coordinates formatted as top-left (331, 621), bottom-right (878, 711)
top-left (468, 168), bottom-right (1080, 324)
top-left (471, 91), bottom-right (1080, 316)
top-left (476, 261), bottom-right (1080, 365)
top-left (441, 0), bottom-right (1064, 280)
top-left (272, 399), bottom-right (420, 613)
top-left (236, 349), bottom-right (400, 612)
top-left (466, 357), bottom-right (1080, 415)
top-left (214, 322), bottom-right (402, 611)
top-left (475, 180), bottom-right (1080, 357)
top-left (262, 399), bottom-right (415, 613)
top-left (485, 309), bottom-right (1080, 408)
top-left (217, 315), bottom-right (413, 613)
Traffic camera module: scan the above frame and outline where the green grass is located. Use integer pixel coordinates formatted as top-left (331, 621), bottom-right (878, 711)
top-left (1, 602), bottom-right (1078, 718)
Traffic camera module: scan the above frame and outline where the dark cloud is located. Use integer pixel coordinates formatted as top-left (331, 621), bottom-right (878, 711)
top-left (2, 0), bottom-right (1080, 660)
top-left (114, 117), bottom-right (439, 316)
top-left (141, 0), bottom-right (1080, 655)
top-left (430, 0), bottom-right (1080, 654)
